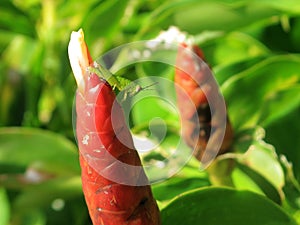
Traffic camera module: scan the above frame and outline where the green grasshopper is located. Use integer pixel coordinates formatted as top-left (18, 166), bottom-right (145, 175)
top-left (87, 62), bottom-right (157, 101)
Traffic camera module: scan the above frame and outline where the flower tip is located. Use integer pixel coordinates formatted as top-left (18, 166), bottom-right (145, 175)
top-left (68, 28), bottom-right (90, 93)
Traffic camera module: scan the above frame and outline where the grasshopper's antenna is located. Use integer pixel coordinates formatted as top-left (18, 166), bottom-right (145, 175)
top-left (138, 81), bottom-right (159, 92)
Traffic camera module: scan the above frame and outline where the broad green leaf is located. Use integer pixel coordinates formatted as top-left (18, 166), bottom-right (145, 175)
top-left (82, 0), bottom-right (129, 51)
top-left (235, 163), bottom-right (282, 204)
top-left (265, 108), bottom-right (300, 181)
top-left (174, 1), bottom-right (278, 33)
top-left (11, 208), bottom-right (46, 225)
top-left (290, 17), bottom-right (300, 52)
top-left (153, 176), bottom-right (210, 204)
top-left (37, 85), bottom-right (68, 125)
top-left (0, 66), bottom-right (25, 126)
top-left (280, 156), bottom-right (300, 223)
top-left (207, 127), bottom-right (284, 204)
top-left (0, 30), bottom-right (17, 52)
top-left (161, 187), bottom-right (297, 225)
top-left (129, 75), bottom-right (179, 128)
top-left (12, 176), bottom-right (82, 209)
top-left (238, 127), bottom-right (285, 189)
top-left (136, 0), bottom-right (284, 38)
top-left (152, 158), bottom-right (210, 203)
top-left (136, 62), bottom-right (174, 80)
top-left (231, 163), bottom-right (265, 194)
top-left (0, 188), bottom-right (10, 225)
top-left (208, 156), bottom-right (282, 204)
top-left (252, 0), bottom-right (300, 14)
top-left (213, 32), bottom-right (270, 66)
top-left (43, 196), bottom-right (90, 225)
top-left (0, 3), bottom-right (35, 37)
top-left (58, 0), bottom-right (98, 20)
top-left (207, 157), bottom-right (235, 187)
top-left (0, 127), bottom-right (80, 176)
top-left (208, 153), bottom-right (265, 194)
top-left (2, 35), bottom-right (41, 75)
top-left (12, 0), bottom-right (41, 10)
top-left (258, 85), bottom-right (300, 127)
top-left (214, 56), bottom-right (266, 85)
top-left (131, 96), bottom-right (177, 127)
top-left (138, 131), bottom-right (193, 184)
top-left (173, 1), bottom-right (293, 34)
top-left (222, 55), bottom-right (300, 130)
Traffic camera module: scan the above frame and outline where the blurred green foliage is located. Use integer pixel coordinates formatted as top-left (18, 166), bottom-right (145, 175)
top-left (0, 0), bottom-right (300, 224)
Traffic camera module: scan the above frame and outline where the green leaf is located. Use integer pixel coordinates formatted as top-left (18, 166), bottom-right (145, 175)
top-left (136, 0), bottom-right (286, 38)
top-left (0, 30), bottom-right (17, 52)
top-left (2, 35), bottom-right (41, 74)
top-left (173, 1), bottom-right (279, 33)
top-left (13, 176), bottom-right (82, 209)
top-left (280, 156), bottom-right (300, 223)
top-left (0, 188), bottom-right (10, 225)
top-left (213, 32), bottom-right (270, 66)
top-left (235, 162), bottom-right (282, 204)
top-left (207, 127), bottom-right (284, 204)
top-left (238, 127), bottom-right (285, 190)
top-left (83, 0), bottom-right (129, 48)
top-left (265, 108), bottom-right (300, 181)
top-left (222, 55), bottom-right (300, 130)
top-left (129, 77), bottom-right (178, 128)
top-left (214, 56), bottom-right (266, 85)
top-left (208, 156), bottom-right (282, 204)
top-left (131, 95), bottom-right (177, 126)
top-left (258, 85), bottom-right (300, 127)
top-left (0, 65), bottom-right (26, 126)
top-left (0, 2), bottom-right (35, 37)
top-left (252, 0), bottom-right (300, 14)
top-left (161, 187), bottom-right (297, 225)
top-left (0, 127), bottom-right (80, 176)
top-left (152, 158), bottom-right (210, 203)
top-left (153, 176), bottom-right (210, 203)
top-left (290, 18), bottom-right (300, 52)
top-left (11, 208), bottom-right (46, 225)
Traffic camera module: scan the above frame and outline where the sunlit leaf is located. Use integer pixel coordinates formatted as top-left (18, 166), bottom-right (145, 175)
top-left (0, 127), bottom-right (80, 176)
top-left (222, 55), bottom-right (300, 130)
top-left (137, 0), bottom-right (286, 38)
top-left (252, 0), bottom-right (300, 13)
top-left (214, 56), bottom-right (266, 85)
top-left (207, 127), bottom-right (284, 204)
top-left (11, 208), bottom-right (46, 225)
top-left (2, 36), bottom-right (41, 74)
top-left (83, 0), bottom-right (129, 52)
top-left (213, 32), bottom-right (270, 66)
top-left (239, 127), bottom-right (285, 189)
top-left (0, 188), bottom-right (10, 225)
top-left (265, 108), bottom-right (300, 181)
top-left (152, 158), bottom-right (210, 203)
top-left (161, 187), bottom-right (297, 225)
top-left (12, 177), bottom-right (82, 209)
top-left (0, 2), bottom-right (35, 37)
top-left (153, 176), bottom-right (210, 204)
top-left (280, 156), bottom-right (300, 223)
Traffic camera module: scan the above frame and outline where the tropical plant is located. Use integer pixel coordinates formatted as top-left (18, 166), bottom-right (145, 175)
top-left (0, 0), bottom-right (300, 224)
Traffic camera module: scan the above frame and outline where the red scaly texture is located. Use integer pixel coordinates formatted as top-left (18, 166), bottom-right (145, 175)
top-left (74, 39), bottom-right (160, 225)
top-left (175, 43), bottom-right (233, 161)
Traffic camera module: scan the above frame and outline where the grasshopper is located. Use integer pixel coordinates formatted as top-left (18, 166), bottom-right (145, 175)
top-left (87, 62), bottom-right (157, 101)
